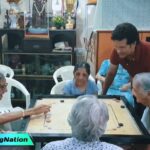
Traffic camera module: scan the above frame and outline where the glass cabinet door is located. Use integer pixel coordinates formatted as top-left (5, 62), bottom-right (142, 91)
top-left (3, 53), bottom-right (72, 76)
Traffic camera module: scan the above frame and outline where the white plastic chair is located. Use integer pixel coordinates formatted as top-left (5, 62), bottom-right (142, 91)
top-left (53, 65), bottom-right (95, 84)
top-left (53, 65), bottom-right (74, 84)
top-left (0, 64), bottom-right (14, 78)
top-left (0, 78), bottom-right (30, 111)
top-left (50, 80), bottom-right (70, 95)
top-left (0, 77), bottom-right (30, 130)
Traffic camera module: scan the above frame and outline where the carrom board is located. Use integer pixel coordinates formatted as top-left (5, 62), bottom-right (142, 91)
top-left (26, 98), bottom-right (143, 135)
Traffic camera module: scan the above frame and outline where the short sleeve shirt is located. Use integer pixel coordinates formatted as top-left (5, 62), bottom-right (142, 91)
top-left (98, 59), bottom-right (134, 106)
top-left (110, 41), bottom-right (150, 77)
top-left (42, 137), bottom-right (123, 150)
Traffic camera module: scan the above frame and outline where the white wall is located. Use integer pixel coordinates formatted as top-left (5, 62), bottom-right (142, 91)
top-left (76, 0), bottom-right (96, 48)
top-left (94, 0), bottom-right (150, 30)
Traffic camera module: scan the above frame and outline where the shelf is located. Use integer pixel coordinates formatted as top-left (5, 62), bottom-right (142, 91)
top-left (15, 75), bottom-right (53, 79)
top-left (0, 29), bottom-right (76, 97)
top-left (3, 53), bottom-right (73, 76)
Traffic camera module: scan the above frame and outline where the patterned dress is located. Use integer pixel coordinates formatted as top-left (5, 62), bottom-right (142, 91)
top-left (42, 137), bottom-right (123, 150)
top-left (98, 59), bottom-right (134, 107)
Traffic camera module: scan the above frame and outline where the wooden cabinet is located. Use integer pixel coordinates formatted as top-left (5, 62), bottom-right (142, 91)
top-left (2, 52), bottom-right (73, 96)
top-left (87, 0), bottom-right (97, 5)
top-left (0, 29), bottom-right (76, 97)
top-left (140, 32), bottom-right (150, 41)
top-left (96, 31), bottom-right (113, 72)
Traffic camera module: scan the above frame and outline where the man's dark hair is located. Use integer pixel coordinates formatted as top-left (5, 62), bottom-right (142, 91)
top-left (74, 62), bottom-right (90, 75)
top-left (111, 23), bottom-right (139, 44)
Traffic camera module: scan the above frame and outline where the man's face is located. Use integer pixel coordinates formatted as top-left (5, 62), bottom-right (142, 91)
top-left (113, 39), bottom-right (136, 58)
top-left (132, 81), bottom-right (150, 106)
top-left (0, 79), bottom-right (7, 100)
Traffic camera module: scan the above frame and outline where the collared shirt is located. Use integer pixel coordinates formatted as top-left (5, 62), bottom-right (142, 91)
top-left (110, 41), bottom-right (150, 77)
top-left (42, 137), bottom-right (123, 150)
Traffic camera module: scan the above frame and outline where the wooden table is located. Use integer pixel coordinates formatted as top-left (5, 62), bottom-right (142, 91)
top-left (21, 95), bottom-right (150, 144)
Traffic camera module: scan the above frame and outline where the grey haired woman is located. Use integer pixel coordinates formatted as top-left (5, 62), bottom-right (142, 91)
top-left (42, 95), bottom-right (123, 150)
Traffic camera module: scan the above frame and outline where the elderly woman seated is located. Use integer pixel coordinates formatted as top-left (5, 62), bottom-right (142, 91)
top-left (63, 62), bottom-right (98, 96)
top-left (42, 95), bottom-right (123, 150)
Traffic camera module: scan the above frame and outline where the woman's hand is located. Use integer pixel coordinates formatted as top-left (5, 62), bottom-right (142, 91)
top-left (26, 105), bottom-right (51, 116)
top-left (119, 83), bottom-right (131, 91)
top-left (96, 74), bottom-right (105, 82)
top-left (32, 105), bottom-right (51, 115)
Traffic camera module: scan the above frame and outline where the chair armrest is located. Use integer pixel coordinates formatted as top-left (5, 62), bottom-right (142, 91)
top-left (6, 78), bottom-right (31, 109)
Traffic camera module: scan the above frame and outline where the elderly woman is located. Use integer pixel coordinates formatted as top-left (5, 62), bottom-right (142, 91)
top-left (0, 73), bottom-right (50, 131)
top-left (63, 62), bottom-right (98, 96)
top-left (132, 73), bottom-right (150, 133)
top-left (42, 95), bottom-right (123, 150)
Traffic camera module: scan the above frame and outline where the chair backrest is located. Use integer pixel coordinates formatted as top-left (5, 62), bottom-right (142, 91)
top-left (50, 80), bottom-right (70, 95)
top-left (53, 65), bottom-right (95, 84)
top-left (0, 64), bottom-right (14, 78)
top-left (97, 80), bottom-right (102, 95)
top-left (53, 65), bottom-right (74, 84)
top-left (0, 78), bottom-right (30, 110)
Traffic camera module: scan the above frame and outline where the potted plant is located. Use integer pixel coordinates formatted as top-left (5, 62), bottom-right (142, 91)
top-left (52, 16), bottom-right (65, 29)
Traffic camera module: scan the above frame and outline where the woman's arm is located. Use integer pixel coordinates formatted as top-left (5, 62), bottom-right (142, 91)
top-left (96, 74), bottom-right (106, 83)
top-left (0, 104), bottom-right (50, 124)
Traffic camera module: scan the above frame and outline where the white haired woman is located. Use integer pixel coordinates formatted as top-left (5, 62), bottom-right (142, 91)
top-left (132, 72), bottom-right (150, 133)
top-left (42, 95), bottom-right (123, 150)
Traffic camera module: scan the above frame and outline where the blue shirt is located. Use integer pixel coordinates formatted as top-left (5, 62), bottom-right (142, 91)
top-left (98, 59), bottom-right (134, 106)
top-left (63, 79), bottom-right (98, 96)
